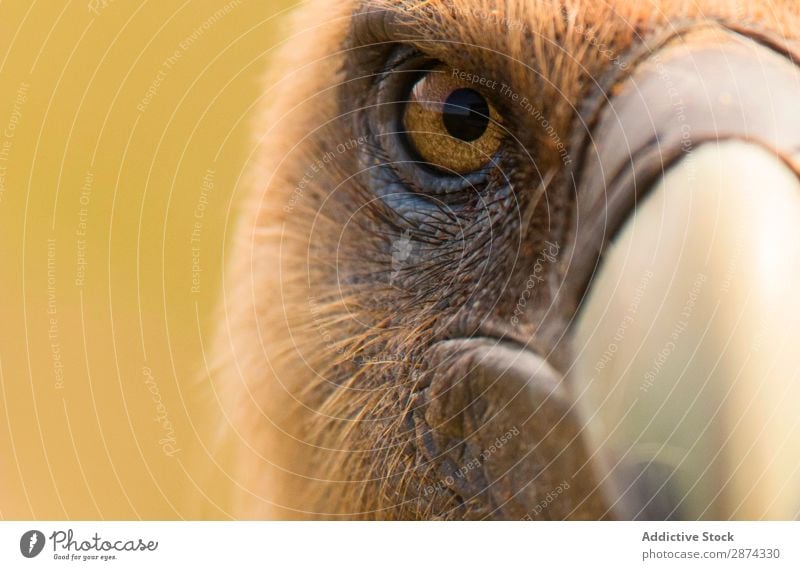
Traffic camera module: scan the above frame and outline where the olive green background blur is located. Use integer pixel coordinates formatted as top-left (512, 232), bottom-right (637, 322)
top-left (0, 0), bottom-right (297, 519)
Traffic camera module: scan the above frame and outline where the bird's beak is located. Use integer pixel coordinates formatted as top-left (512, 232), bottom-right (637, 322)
top-left (570, 27), bottom-right (800, 519)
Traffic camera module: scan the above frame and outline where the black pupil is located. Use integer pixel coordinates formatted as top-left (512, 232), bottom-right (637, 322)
top-left (442, 88), bottom-right (490, 142)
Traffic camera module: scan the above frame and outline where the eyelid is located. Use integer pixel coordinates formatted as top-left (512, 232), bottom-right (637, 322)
top-left (348, 8), bottom-right (404, 49)
top-left (375, 49), bottom-right (426, 86)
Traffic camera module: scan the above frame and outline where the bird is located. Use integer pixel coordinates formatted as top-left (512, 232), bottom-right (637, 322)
top-left (212, 0), bottom-right (800, 520)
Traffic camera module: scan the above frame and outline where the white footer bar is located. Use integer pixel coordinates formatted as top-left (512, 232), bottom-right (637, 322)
top-left (1, 522), bottom-right (798, 569)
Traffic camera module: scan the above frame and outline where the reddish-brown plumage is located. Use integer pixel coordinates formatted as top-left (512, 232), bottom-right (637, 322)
top-left (213, 0), bottom-right (800, 519)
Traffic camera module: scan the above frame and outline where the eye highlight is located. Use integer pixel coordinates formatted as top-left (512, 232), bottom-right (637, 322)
top-left (403, 66), bottom-right (503, 174)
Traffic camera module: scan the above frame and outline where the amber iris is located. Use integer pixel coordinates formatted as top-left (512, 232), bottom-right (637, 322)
top-left (403, 67), bottom-right (502, 173)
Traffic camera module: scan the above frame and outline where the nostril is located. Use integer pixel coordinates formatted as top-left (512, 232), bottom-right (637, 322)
top-left (621, 457), bottom-right (687, 521)
top-left (420, 338), bottom-right (608, 520)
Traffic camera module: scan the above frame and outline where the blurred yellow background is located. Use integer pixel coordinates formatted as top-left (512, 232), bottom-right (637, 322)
top-left (0, 0), bottom-right (297, 519)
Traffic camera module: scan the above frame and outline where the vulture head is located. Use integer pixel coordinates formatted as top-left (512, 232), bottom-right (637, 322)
top-left (216, 0), bottom-right (800, 519)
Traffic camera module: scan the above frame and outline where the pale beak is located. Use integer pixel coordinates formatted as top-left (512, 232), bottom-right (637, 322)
top-left (569, 28), bottom-right (800, 519)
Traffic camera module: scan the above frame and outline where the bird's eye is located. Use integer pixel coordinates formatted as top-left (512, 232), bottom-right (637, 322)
top-left (402, 66), bottom-right (503, 174)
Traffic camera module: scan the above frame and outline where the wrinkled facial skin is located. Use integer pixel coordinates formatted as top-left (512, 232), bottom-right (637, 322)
top-left (215, 0), bottom-right (800, 520)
